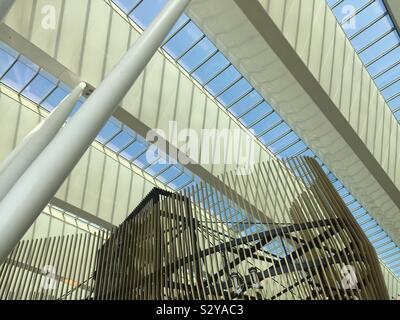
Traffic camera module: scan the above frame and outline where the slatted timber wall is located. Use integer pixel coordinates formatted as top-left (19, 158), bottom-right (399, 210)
top-left (0, 156), bottom-right (390, 300)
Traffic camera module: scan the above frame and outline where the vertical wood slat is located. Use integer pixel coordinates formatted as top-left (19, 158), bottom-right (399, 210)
top-left (0, 156), bottom-right (392, 300)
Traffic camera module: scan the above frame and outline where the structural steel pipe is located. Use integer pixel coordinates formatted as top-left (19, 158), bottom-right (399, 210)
top-left (0, 83), bottom-right (86, 201)
top-left (0, 0), bottom-right (190, 263)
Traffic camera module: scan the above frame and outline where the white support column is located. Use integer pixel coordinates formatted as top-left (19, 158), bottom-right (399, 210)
top-left (0, 0), bottom-right (189, 263)
top-left (0, 82), bottom-right (86, 201)
top-left (0, 0), bottom-right (14, 23)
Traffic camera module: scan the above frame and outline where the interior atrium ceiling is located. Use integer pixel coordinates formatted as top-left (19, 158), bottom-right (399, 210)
top-left (0, 0), bottom-right (400, 283)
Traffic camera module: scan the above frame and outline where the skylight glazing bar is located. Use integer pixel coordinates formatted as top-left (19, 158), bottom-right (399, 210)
top-left (380, 75), bottom-right (400, 91)
top-left (388, 91), bottom-right (400, 103)
top-left (373, 59), bottom-right (400, 80)
top-left (226, 88), bottom-right (256, 110)
top-left (126, 0), bottom-right (144, 16)
top-left (175, 34), bottom-right (206, 61)
top-left (202, 63), bottom-right (232, 87)
top-left (341, 0), bottom-right (375, 26)
top-left (0, 53), bottom-right (19, 78)
top-left (365, 42), bottom-right (400, 68)
top-left (357, 24), bottom-right (394, 54)
top-left (161, 16), bottom-right (190, 45)
top-left (331, 0), bottom-right (345, 10)
top-left (348, 12), bottom-right (387, 41)
top-left (38, 80), bottom-right (61, 105)
top-left (275, 138), bottom-right (302, 155)
top-left (243, 108), bottom-right (275, 128)
top-left (18, 69), bottom-right (40, 94)
top-left (214, 75), bottom-right (244, 98)
top-left (104, 128), bottom-right (124, 145)
top-left (264, 130), bottom-right (293, 148)
top-left (256, 120), bottom-right (285, 138)
top-left (382, 251), bottom-right (400, 261)
top-left (188, 49), bottom-right (218, 75)
top-left (116, 136), bottom-right (138, 155)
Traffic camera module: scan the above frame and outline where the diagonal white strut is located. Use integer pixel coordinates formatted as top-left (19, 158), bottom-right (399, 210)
top-left (0, 82), bottom-right (86, 201)
top-left (0, 0), bottom-right (190, 263)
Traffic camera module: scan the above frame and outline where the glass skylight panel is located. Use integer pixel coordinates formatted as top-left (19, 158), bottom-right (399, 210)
top-left (97, 118), bottom-right (122, 145)
top-left (259, 122), bottom-right (291, 146)
top-left (129, 0), bottom-right (167, 29)
top-left (388, 95), bottom-right (400, 109)
top-left (164, 14), bottom-right (190, 42)
top-left (132, 150), bottom-right (153, 169)
top-left (0, 44), bottom-right (18, 77)
top-left (168, 172), bottom-right (192, 190)
top-left (382, 80), bottom-right (400, 100)
top-left (353, 208), bottom-right (366, 219)
top-left (1, 57), bottom-right (39, 92)
top-left (358, 215), bottom-right (374, 225)
top-left (192, 52), bottom-right (230, 85)
top-left (238, 101), bottom-right (271, 125)
top-left (361, 220), bottom-right (377, 231)
top-left (365, 225), bottom-right (381, 235)
top-left (378, 244), bottom-right (396, 255)
top-left (113, 0), bottom-right (142, 13)
top-left (263, 237), bottom-right (287, 258)
top-left (178, 37), bottom-right (216, 72)
top-left (145, 161), bottom-right (171, 177)
top-left (205, 65), bottom-right (241, 96)
top-left (359, 30), bottom-right (399, 65)
top-left (21, 70), bottom-right (58, 104)
top-left (229, 91), bottom-right (264, 117)
top-left (249, 113), bottom-right (281, 136)
top-left (216, 78), bottom-right (252, 106)
top-left (163, 21), bottom-right (203, 60)
top-left (278, 140), bottom-right (308, 158)
top-left (269, 131), bottom-right (299, 153)
top-left (332, 0), bottom-right (372, 21)
top-left (118, 139), bottom-right (145, 161)
top-left (327, 0), bottom-right (339, 7)
top-left (375, 63), bottom-right (400, 88)
top-left (157, 165), bottom-right (182, 184)
top-left (371, 232), bottom-right (388, 242)
top-left (344, 1), bottom-right (386, 38)
top-left (367, 46), bottom-right (400, 77)
top-left (352, 15), bottom-right (393, 52)
top-left (41, 86), bottom-right (69, 111)
top-left (343, 194), bottom-right (355, 205)
top-left (107, 130), bottom-right (135, 153)
top-left (375, 236), bottom-right (392, 247)
top-left (386, 257), bottom-right (400, 267)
